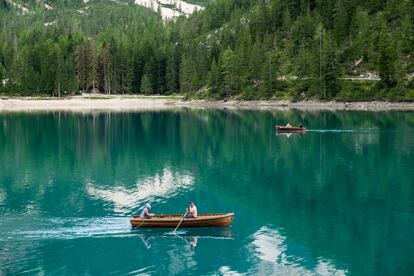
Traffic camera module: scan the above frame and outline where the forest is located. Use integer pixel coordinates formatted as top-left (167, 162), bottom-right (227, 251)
top-left (1, 0), bottom-right (414, 100)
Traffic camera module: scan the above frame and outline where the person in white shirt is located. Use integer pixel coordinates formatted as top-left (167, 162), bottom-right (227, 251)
top-left (140, 204), bottom-right (153, 219)
top-left (185, 201), bottom-right (197, 218)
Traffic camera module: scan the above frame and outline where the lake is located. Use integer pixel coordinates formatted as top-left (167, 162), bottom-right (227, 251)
top-left (0, 109), bottom-right (413, 275)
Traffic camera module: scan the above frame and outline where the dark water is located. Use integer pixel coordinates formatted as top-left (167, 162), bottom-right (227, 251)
top-left (0, 109), bottom-right (414, 275)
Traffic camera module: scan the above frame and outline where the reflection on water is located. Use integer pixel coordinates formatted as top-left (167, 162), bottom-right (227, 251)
top-left (252, 226), bottom-right (285, 263)
top-left (0, 190), bottom-right (5, 204)
top-left (0, 110), bottom-right (413, 275)
top-left (132, 227), bottom-right (234, 239)
top-left (131, 228), bottom-right (234, 250)
top-left (86, 168), bottom-right (194, 214)
top-left (275, 132), bottom-right (306, 138)
top-left (248, 227), bottom-right (347, 275)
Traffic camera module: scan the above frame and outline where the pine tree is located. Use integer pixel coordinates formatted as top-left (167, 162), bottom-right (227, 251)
top-left (55, 46), bottom-right (64, 97)
top-left (247, 42), bottom-right (263, 88)
top-left (221, 47), bottom-right (238, 98)
top-left (166, 45), bottom-right (180, 94)
top-left (259, 50), bottom-right (279, 99)
top-left (378, 19), bottom-right (396, 87)
top-left (99, 42), bottom-right (112, 94)
top-left (90, 39), bottom-right (98, 94)
top-left (109, 40), bottom-right (121, 94)
top-left (155, 52), bottom-right (167, 94)
top-left (333, 1), bottom-right (350, 44)
top-left (207, 59), bottom-right (223, 98)
top-left (0, 62), bottom-right (5, 89)
top-left (253, 0), bottom-right (269, 38)
top-left (399, 14), bottom-right (413, 56)
top-left (0, 0), bottom-right (9, 10)
top-left (75, 40), bottom-right (92, 93)
top-left (323, 35), bottom-right (339, 98)
top-left (350, 8), bottom-right (371, 62)
top-left (140, 74), bottom-right (153, 95)
top-left (179, 53), bottom-right (193, 95)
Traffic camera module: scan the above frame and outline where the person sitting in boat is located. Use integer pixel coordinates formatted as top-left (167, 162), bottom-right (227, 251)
top-left (286, 123), bottom-right (292, 128)
top-left (185, 201), bottom-right (198, 218)
top-left (140, 204), bottom-right (153, 219)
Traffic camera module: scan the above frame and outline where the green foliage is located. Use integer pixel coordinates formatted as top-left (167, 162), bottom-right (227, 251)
top-left (140, 74), bottom-right (153, 95)
top-left (378, 17), bottom-right (397, 88)
top-left (1, 0), bottom-right (414, 100)
top-left (207, 59), bottom-right (223, 98)
top-left (0, 62), bottom-right (4, 81)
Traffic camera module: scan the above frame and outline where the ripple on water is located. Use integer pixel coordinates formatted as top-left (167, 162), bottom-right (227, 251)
top-left (0, 216), bottom-right (132, 241)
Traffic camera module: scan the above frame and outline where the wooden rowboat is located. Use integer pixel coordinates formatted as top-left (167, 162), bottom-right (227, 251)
top-left (276, 125), bottom-right (306, 132)
top-left (130, 213), bottom-right (234, 228)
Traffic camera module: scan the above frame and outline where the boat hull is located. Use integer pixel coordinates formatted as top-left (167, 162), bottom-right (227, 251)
top-left (130, 213), bottom-right (234, 228)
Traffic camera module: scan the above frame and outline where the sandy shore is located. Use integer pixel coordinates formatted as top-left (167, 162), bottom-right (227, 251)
top-left (1, 96), bottom-right (414, 112)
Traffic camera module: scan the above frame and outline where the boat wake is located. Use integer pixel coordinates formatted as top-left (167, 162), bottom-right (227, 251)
top-left (0, 217), bottom-right (133, 241)
top-left (306, 128), bottom-right (380, 133)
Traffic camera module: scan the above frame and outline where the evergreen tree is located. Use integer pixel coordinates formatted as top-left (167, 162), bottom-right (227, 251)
top-left (378, 18), bottom-right (396, 87)
top-left (90, 39), bottom-right (98, 94)
top-left (247, 42), bottom-right (263, 88)
top-left (322, 35), bottom-right (339, 98)
top-left (399, 14), bottom-right (414, 57)
top-left (207, 59), bottom-right (223, 97)
top-left (0, 62), bottom-right (5, 87)
top-left (350, 8), bottom-right (371, 62)
top-left (221, 47), bottom-right (238, 98)
top-left (259, 49), bottom-right (279, 99)
top-left (55, 47), bottom-right (64, 97)
top-left (179, 53), bottom-right (193, 95)
top-left (75, 40), bottom-right (92, 93)
top-left (333, 0), bottom-right (350, 44)
top-left (166, 45), bottom-right (180, 94)
top-left (140, 74), bottom-right (153, 95)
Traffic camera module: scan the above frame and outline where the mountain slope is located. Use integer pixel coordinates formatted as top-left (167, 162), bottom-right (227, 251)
top-left (1, 0), bottom-right (414, 100)
top-left (1, 0), bottom-right (204, 19)
top-left (134, 0), bottom-right (203, 20)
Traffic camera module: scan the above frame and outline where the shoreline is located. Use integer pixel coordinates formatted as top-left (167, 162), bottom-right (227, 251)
top-left (1, 96), bottom-right (414, 112)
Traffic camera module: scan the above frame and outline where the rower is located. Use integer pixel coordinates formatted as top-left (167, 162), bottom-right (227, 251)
top-left (140, 204), bottom-right (153, 219)
top-left (185, 201), bottom-right (198, 218)
top-left (286, 123), bottom-right (292, 128)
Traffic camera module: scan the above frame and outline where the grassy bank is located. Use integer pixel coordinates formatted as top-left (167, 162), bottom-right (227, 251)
top-left (2, 82), bottom-right (414, 102)
top-left (189, 80), bottom-right (414, 102)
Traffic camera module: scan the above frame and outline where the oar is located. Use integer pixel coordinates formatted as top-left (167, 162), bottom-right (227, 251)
top-left (173, 210), bottom-right (188, 235)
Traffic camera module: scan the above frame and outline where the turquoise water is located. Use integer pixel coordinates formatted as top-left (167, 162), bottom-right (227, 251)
top-left (0, 110), bottom-right (414, 275)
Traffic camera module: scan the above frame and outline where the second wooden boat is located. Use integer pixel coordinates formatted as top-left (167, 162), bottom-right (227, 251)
top-left (130, 213), bottom-right (234, 228)
top-left (276, 125), bottom-right (306, 132)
